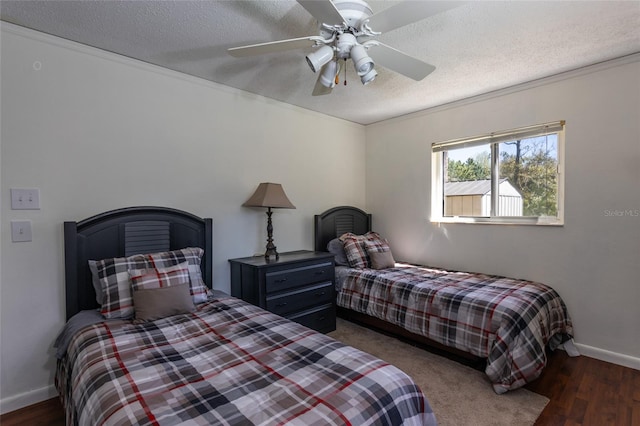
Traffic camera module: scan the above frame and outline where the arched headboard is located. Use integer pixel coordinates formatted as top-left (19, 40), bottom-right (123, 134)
top-left (314, 206), bottom-right (372, 252)
top-left (64, 206), bottom-right (212, 320)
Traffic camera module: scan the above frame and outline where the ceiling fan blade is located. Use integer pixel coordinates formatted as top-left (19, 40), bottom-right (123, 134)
top-left (297, 0), bottom-right (345, 26)
top-left (367, 42), bottom-right (435, 81)
top-left (366, 1), bottom-right (466, 34)
top-left (228, 36), bottom-right (322, 57)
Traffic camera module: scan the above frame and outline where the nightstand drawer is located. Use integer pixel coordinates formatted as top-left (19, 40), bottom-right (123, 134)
top-left (266, 281), bottom-right (333, 316)
top-left (265, 262), bottom-right (333, 293)
top-left (287, 304), bottom-right (336, 333)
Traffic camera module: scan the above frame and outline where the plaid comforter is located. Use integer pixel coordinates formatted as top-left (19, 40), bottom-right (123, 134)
top-left (56, 296), bottom-right (436, 425)
top-left (336, 264), bottom-right (573, 394)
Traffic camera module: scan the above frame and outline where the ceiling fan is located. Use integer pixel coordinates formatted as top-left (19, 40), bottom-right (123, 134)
top-left (228, 0), bottom-right (462, 95)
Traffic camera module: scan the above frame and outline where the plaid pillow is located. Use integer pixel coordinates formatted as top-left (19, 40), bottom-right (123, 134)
top-left (129, 262), bottom-right (190, 291)
top-left (93, 254), bottom-right (154, 319)
top-left (363, 237), bottom-right (391, 254)
top-left (92, 247), bottom-right (209, 319)
top-left (147, 247), bottom-right (209, 304)
top-left (339, 232), bottom-right (383, 268)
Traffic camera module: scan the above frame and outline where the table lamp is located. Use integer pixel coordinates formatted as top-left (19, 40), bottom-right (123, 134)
top-left (243, 182), bottom-right (296, 260)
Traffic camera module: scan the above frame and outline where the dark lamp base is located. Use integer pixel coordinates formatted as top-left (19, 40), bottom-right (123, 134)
top-left (264, 246), bottom-right (279, 260)
top-left (264, 208), bottom-right (279, 261)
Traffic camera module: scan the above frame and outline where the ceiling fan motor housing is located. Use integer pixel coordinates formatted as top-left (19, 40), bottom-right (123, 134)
top-left (336, 33), bottom-right (358, 59)
top-left (333, 0), bottom-right (373, 26)
top-left (318, 0), bottom-right (373, 38)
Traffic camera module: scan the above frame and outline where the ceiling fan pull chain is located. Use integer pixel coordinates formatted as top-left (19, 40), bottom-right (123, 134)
top-left (344, 59), bottom-right (347, 85)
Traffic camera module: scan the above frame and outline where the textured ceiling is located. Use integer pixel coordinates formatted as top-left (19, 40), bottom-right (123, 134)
top-left (2, 0), bottom-right (639, 125)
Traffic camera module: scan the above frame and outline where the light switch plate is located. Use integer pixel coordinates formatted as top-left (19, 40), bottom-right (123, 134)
top-left (10, 188), bottom-right (40, 210)
top-left (11, 220), bottom-right (33, 242)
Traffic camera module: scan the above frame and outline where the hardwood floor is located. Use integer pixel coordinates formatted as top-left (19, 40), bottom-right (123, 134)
top-left (0, 397), bottom-right (64, 426)
top-left (526, 351), bottom-right (640, 426)
top-left (1, 352), bottom-right (638, 425)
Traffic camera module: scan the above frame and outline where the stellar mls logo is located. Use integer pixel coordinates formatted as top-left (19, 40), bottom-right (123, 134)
top-left (603, 209), bottom-right (639, 217)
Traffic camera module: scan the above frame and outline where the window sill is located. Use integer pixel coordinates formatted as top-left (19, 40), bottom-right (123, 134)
top-left (430, 216), bottom-right (564, 226)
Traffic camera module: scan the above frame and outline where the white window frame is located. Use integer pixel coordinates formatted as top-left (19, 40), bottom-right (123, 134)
top-left (431, 121), bottom-right (565, 226)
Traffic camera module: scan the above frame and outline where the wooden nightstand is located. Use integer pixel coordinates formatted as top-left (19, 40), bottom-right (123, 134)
top-left (229, 250), bottom-right (336, 333)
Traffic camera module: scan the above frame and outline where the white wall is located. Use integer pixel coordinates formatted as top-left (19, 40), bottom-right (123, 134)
top-left (0, 24), bottom-right (366, 413)
top-left (366, 58), bottom-right (640, 368)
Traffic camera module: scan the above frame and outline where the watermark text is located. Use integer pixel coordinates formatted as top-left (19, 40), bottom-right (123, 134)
top-left (603, 209), bottom-right (639, 217)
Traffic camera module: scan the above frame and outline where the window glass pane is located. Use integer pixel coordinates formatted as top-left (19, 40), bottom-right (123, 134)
top-left (498, 135), bottom-right (559, 217)
top-left (444, 146), bottom-right (491, 217)
top-left (431, 122), bottom-right (563, 225)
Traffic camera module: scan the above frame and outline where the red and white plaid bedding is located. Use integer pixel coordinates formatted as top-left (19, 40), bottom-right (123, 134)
top-left (336, 263), bottom-right (573, 394)
top-left (56, 296), bottom-right (436, 425)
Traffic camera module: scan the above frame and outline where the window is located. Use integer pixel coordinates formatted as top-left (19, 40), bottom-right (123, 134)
top-left (431, 121), bottom-right (565, 225)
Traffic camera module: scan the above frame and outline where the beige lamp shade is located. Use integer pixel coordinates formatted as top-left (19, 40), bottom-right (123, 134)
top-left (243, 183), bottom-right (296, 209)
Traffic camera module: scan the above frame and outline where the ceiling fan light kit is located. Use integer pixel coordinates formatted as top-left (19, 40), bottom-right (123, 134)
top-left (228, 0), bottom-right (449, 95)
top-left (360, 68), bottom-right (378, 85)
top-left (319, 60), bottom-right (340, 88)
top-left (350, 44), bottom-right (374, 76)
top-left (306, 45), bottom-right (334, 73)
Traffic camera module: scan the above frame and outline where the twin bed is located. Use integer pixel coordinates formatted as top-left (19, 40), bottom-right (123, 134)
top-left (314, 206), bottom-right (574, 394)
top-left (56, 206), bottom-right (435, 425)
top-left (56, 205), bottom-right (573, 424)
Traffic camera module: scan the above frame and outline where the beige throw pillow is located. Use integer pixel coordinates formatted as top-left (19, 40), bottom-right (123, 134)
top-left (364, 239), bottom-right (396, 269)
top-left (132, 283), bottom-right (195, 322)
top-left (369, 250), bottom-right (396, 269)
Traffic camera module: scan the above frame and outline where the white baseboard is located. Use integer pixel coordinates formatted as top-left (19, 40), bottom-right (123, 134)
top-left (0, 384), bottom-right (58, 415)
top-left (574, 343), bottom-right (640, 370)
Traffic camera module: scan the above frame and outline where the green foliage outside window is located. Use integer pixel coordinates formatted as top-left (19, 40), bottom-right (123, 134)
top-left (446, 136), bottom-right (558, 217)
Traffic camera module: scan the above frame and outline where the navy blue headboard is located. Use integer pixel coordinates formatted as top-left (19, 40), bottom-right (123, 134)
top-left (64, 206), bottom-right (212, 320)
top-left (314, 206), bottom-right (372, 252)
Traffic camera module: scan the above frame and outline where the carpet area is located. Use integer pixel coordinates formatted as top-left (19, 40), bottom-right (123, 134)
top-left (328, 318), bottom-right (549, 426)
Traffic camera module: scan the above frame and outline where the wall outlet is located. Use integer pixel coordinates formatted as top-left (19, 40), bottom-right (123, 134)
top-left (10, 188), bottom-right (40, 210)
top-left (11, 221), bottom-right (33, 242)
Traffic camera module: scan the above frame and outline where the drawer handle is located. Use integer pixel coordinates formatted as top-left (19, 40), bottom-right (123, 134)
top-left (275, 302), bottom-right (288, 307)
top-left (275, 278), bottom-right (288, 283)
top-left (315, 291), bottom-right (326, 297)
top-left (314, 271), bottom-right (325, 275)
top-left (317, 316), bottom-right (326, 321)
